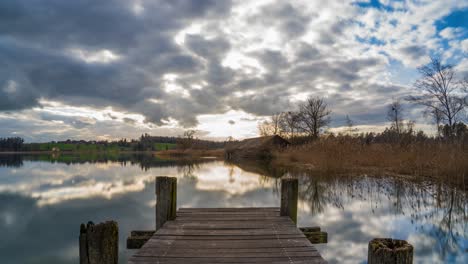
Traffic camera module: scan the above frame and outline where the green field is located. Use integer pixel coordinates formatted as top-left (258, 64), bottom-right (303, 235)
top-left (154, 143), bottom-right (176, 151)
top-left (26, 142), bottom-right (177, 152)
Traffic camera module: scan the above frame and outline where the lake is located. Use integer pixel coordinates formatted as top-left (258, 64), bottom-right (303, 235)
top-left (0, 153), bottom-right (466, 263)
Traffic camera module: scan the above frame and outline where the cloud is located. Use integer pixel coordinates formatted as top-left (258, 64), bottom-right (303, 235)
top-left (399, 45), bottom-right (428, 62)
top-left (439, 27), bottom-right (464, 39)
top-left (0, 0), bottom-right (466, 140)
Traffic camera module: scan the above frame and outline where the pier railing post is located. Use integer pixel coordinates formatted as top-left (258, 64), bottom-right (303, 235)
top-left (280, 178), bottom-right (298, 225)
top-left (156, 176), bottom-right (177, 230)
top-left (368, 238), bottom-right (413, 264)
top-left (79, 221), bottom-right (118, 264)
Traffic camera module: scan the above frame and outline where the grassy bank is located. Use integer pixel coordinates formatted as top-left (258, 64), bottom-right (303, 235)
top-left (273, 137), bottom-right (468, 186)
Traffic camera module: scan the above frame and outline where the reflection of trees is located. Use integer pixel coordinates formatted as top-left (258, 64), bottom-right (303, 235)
top-left (226, 160), bottom-right (287, 179)
top-left (428, 187), bottom-right (467, 258)
top-left (225, 160), bottom-right (288, 193)
top-left (0, 154), bottom-right (23, 167)
top-left (295, 170), bottom-right (467, 258)
top-left (177, 162), bottom-right (202, 179)
top-left (296, 172), bottom-right (346, 214)
top-left (1, 153), bottom-right (214, 171)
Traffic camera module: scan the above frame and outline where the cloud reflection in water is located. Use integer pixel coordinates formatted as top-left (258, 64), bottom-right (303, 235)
top-left (0, 155), bottom-right (466, 264)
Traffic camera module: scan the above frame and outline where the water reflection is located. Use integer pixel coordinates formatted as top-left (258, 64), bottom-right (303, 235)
top-left (0, 154), bottom-right (466, 263)
top-left (294, 172), bottom-right (467, 263)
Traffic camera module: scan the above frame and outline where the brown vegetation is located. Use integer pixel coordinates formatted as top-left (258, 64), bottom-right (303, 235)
top-left (273, 137), bottom-right (468, 187)
top-left (156, 148), bottom-right (224, 158)
top-left (225, 135), bottom-right (289, 161)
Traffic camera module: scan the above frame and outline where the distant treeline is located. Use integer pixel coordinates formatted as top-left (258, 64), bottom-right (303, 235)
top-left (285, 122), bottom-right (468, 146)
top-left (0, 133), bottom-right (226, 152)
top-left (0, 137), bottom-right (24, 151)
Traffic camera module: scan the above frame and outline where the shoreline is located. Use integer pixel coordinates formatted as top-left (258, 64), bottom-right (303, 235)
top-left (0, 150), bottom-right (156, 155)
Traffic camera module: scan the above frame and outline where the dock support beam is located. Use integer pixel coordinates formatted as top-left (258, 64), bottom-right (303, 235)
top-left (368, 238), bottom-right (413, 264)
top-left (280, 178), bottom-right (298, 225)
top-left (79, 221), bottom-right (118, 264)
top-left (156, 176), bottom-right (177, 230)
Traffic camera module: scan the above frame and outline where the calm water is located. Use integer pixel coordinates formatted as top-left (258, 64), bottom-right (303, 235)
top-left (0, 154), bottom-right (466, 263)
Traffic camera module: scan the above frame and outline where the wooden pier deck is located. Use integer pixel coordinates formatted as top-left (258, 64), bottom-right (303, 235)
top-left (81, 176), bottom-right (413, 264)
top-left (129, 207), bottom-right (326, 264)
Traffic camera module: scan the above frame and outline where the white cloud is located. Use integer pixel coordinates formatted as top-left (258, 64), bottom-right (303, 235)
top-left (439, 27), bottom-right (464, 39)
top-left (1, 0), bottom-right (466, 139)
top-left (3, 80), bottom-right (18, 94)
top-left (68, 48), bottom-right (121, 64)
top-left (461, 39), bottom-right (468, 52)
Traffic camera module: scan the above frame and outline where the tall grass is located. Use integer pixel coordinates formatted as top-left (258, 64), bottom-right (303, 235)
top-left (274, 137), bottom-right (468, 187)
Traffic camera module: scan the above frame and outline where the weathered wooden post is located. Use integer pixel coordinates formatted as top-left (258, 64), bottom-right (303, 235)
top-left (79, 221), bottom-right (118, 264)
top-left (156, 176), bottom-right (177, 230)
top-left (280, 178), bottom-right (298, 225)
top-left (368, 238), bottom-right (413, 264)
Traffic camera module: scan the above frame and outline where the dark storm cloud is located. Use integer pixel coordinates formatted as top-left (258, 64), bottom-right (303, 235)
top-left (0, 38), bottom-right (151, 109)
top-left (317, 19), bottom-right (352, 45)
top-left (1, 0), bottom-right (443, 136)
top-left (0, 0), bottom-right (232, 126)
top-left (185, 34), bottom-right (231, 60)
top-left (123, 117), bottom-right (137, 125)
top-left (255, 2), bottom-right (313, 39)
top-left (0, 0), bottom-right (232, 51)
top-left (252, 50), bottom-right (289, 73)
top-left (294, 42), bottom-right (323, 61)
top-left (399, 45), bottom-right (427, 60)
top-left (228, 86), bottom-right (292, 116)
top-left (39, 112), bottom-right (96, 129)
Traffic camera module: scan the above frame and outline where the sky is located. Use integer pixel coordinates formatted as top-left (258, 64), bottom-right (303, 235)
top-left (1, 0), bottom-right (467, 142)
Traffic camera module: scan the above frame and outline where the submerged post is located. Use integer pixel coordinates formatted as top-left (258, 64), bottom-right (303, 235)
top-left (79, 221), bottom-right (118, 264)
top-left (156, 176), bottom-right (177, 230)
top-left (368, 238), bottom-right (413, 264)
top-left (280, 178), bottom-right (298, 225)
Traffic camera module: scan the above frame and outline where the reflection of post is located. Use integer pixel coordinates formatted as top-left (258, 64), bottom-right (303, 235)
top-left (368, 238), bottom-right (413, 264)
top-left (156, 176), bottom-right (177, 230)
top-left (79, 221), bottom-right (118, 264)
top-left (280, 178), bottom-right (298, 225)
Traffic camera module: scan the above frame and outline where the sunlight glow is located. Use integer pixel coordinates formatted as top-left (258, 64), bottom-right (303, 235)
top-left (69, 48), bottom-right (121, 64)
top-left (222, 51), bottom-right (266, 76)
top-left (35, 100), bottom-right (146, 124)
top-left (196, 110), bottom-right (261, 139)
top-left (192, 163), bottom-right (273, 195)
top-left (162, 73), bottom-right (190, 97)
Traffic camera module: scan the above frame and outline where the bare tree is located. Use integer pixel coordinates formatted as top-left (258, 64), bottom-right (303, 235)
top-left (257, 120), bottom-right (272, 136)
top-left (280, 111), bottom-right (300, 138)
top-left (387, 99), bottom-right (404, 134)
top-left (178, 129), bottom-right (197, 149)
top-left (297, 97), bottom-right (331, 138)
top-left (431, 108), bottom-right (444, 138)
top-left (270, 112), bottom-right (283, 135)
top-left (345, 115), bottom-right (358, 135)
top-left (258, 113), bottom-right (284, 136)
top-left (408, 56), bottom-right (466, 136)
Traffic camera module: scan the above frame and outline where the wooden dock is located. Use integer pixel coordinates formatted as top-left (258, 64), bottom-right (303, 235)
top-left (128, 207), bottom-right (326, 263)
top-left (80, 176), bottom-right (413, 264)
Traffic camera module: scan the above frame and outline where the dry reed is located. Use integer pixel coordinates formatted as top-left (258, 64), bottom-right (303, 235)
top-left (156, 148), bottom-right (224, 158)
top-left (273, 137), bottom-right (468, 187)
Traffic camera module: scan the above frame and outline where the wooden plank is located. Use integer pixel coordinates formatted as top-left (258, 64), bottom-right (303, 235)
top-left (143, 238), bottom-right (313, 249)
top-left (178, 207), bottom-right (279, 211)
top-left (130, 207), bottom-right (326, 264)
top-left (154, 230), bottom-right (304, 236)
top-left (129, 256), bottom-right (325, 264)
